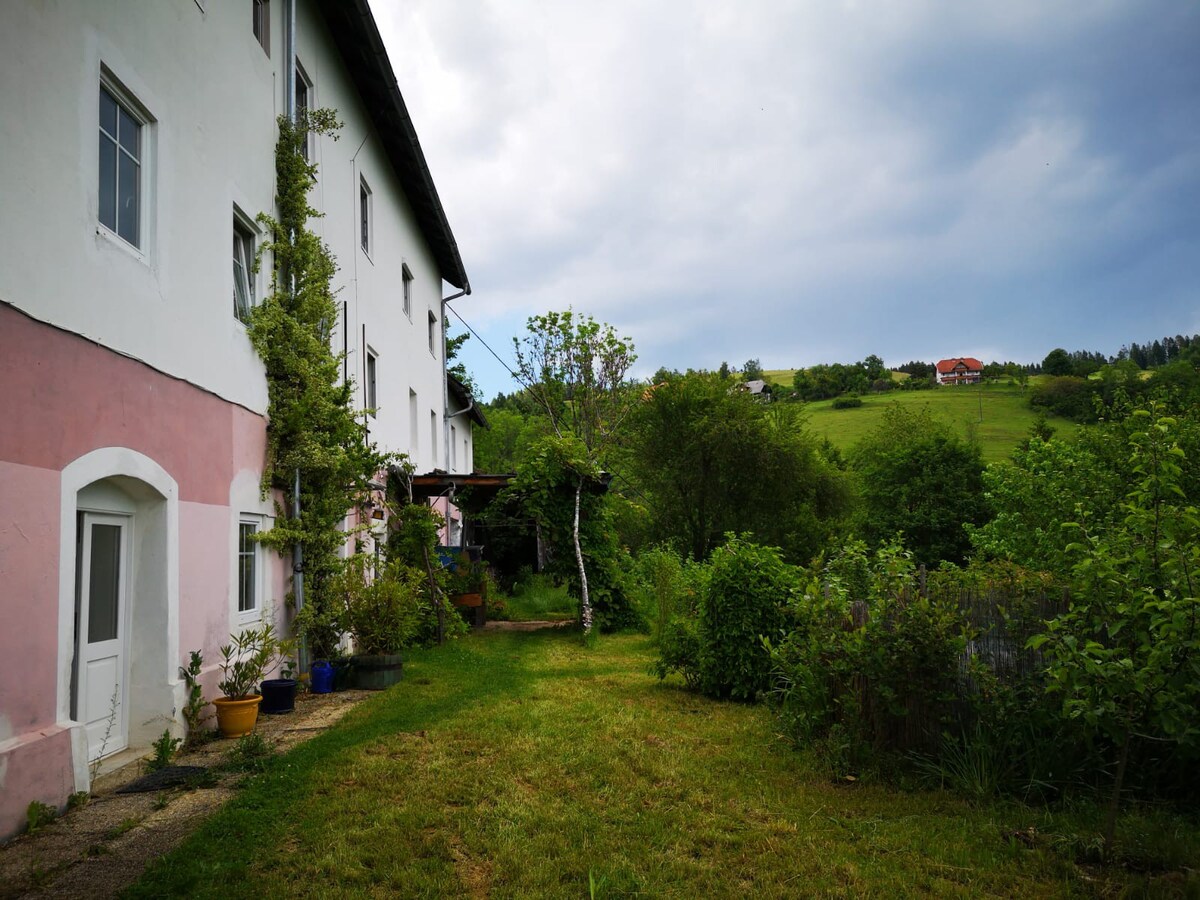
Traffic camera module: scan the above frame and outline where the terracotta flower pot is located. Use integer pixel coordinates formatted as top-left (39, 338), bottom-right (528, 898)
top-left (213, 695), bottom-right (262, 738)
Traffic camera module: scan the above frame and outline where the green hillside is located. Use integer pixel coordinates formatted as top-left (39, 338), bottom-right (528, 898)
top-left (800, 383), bottom-right (1074, 464)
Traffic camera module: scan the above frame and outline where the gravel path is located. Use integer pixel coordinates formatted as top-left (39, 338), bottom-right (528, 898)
top-left (0, 690), bottom-right (369, 899)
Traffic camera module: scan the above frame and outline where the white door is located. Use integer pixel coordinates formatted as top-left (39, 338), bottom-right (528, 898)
top-left (75, 513), bottom-right (130, 761)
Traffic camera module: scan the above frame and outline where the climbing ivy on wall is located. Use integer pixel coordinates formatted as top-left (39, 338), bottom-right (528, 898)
top-left (247, 110), bottom-right (392, 651)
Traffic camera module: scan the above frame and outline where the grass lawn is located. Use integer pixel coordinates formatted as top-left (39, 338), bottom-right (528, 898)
top-left (802, 383), bottom-right (1075, 464)
top-left (497, 574), bottom-right (577, 622)
top-left (123, 629), bottom-right (1193, 898)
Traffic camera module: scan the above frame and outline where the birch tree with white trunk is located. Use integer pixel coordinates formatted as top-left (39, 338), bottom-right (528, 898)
top-left (512, 311), bottom-right (637, 635)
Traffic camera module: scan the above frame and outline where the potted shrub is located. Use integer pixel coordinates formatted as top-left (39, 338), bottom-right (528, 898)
top-left (333, 556), bottom-right (423, 690)
top-left (449, 552), bottom-right (488, 629)
top-left (213, 622), bottom-right (291, 737)
top-left (260, 656), bottom-right (300, 715)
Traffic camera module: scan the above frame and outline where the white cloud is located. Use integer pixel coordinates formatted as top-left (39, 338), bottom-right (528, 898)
top-left (376, 0), bottom-right (1200, 392)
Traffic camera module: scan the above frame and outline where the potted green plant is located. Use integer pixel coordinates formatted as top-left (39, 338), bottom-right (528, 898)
top-left (449, 552), bottom-right (488, 629)
top-left (260, 654), bottom-right (300, 715)
top-left (333, 556), bottom-right (422, 690)
top-left (213, 622), bottom-right (292, 737)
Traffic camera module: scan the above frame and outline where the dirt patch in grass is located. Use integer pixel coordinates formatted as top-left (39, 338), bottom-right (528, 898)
top-left (483, 619), bottom-right (574, 632)
top-left (0, 689), bottom-right (368, 900)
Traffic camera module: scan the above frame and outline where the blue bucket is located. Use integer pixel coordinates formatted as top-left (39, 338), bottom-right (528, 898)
top-left (311, 660), bottom-right (334, 694)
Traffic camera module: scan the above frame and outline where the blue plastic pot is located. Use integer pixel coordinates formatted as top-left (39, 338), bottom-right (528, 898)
top-left (310, 660), bottom-right (334, 694)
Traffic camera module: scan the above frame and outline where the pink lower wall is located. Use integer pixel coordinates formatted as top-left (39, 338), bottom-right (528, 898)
top-left (0, 304), bottom-right (241, 506)
top-left (0, 461), bottom-right (61, 736)
top-left (0, 728), bottom-right (75, 834)
top-left (0, 305), bottom-right (280, 839)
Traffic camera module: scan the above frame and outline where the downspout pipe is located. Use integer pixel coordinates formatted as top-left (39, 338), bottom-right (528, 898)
top-left (441, 285), bottom-right (471, 474)
top-left (284, 0), bottom-right (307, 677)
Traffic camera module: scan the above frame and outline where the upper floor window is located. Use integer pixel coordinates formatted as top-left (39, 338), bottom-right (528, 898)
top-left (360, 178), bottom-right (372, 255)
top-left (428, 310), bottom-right (438, 355)
top-left (253, 0), bottom-right (270, 55)
top-left (366, 347), bottom-right (378, 416)
top-left (295, 63), bottom-right (312, 160)
top-left (98, 85), bottom-right (143, 247)
top-left (402, 264), bottom-right (413, 317)
top-left (233, 216), bottom-right (256, 322)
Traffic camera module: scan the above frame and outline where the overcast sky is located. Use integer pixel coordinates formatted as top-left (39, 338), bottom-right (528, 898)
top-left (375, 1), bottom-right (1200, 398)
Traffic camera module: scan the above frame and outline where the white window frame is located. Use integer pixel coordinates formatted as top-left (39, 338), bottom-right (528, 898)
top-left (236, 518), bottom-right (263, 621)
top-left (253, 0), bottom-right (270, 55)
top-left (295, 61), bottom-right (313, 161)
top-left (428, 309), bottom-right (438, 355)
top-left (233, 211), bottom-right (257, 323)
top-left (98, 74), bottom-right (151, 253)
top-left (402, 263), bottom-right (413, 319)
top-left (360, 177), bottom-right (372, 257)
top-left (366, 346), bottom-right (378, 417)
top-left (409, 389), bottom-right (419, 449)
top-left (430, 410), bottom-right (438, 462)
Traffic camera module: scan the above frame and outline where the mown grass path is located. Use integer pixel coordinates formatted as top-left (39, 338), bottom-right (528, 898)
top-left (128, 631), bottom-right (1083, 898)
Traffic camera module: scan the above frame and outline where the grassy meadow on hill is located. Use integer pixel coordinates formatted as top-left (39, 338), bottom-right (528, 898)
top-left (761, 374), bottom-right (1072, 464)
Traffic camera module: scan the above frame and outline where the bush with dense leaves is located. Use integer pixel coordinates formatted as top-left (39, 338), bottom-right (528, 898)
top-left (698, 536), bottom-right (795, 700)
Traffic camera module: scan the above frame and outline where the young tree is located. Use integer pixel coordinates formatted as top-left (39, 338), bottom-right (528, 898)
top-left (850, 404), bottom-right (989, 567)
top-left (1032, 408), bottom-right (1200, 857)
top-left (742, 358), bottom-right (763, 381)
top-left (626, 372), bottom-right (852, 562)
top-left (511, 311), bottom-right (637, 634)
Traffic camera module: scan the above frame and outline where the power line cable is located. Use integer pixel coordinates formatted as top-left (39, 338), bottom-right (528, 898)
top-left (445, 301), bottom-right (527, 390)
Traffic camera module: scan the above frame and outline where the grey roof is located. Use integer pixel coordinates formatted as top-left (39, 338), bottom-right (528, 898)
top-left (316, 0), bottom-right (470, 291)
top-left (741, 379), bottom-right (770, 394)
top-left (448, 374), bottom-right (488, 428)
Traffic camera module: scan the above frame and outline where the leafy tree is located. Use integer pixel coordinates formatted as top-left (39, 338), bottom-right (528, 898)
top-left (742, 358), bottom-right (763, 381)
top-left (1031, 408), bottom-right (1200, 857)
top-left (968, 435), bottom-right (1123, 579)
top-left (1042, 347), bottom-right (1074, 377)
top-left (625, 372), bottom-right (852, 563)
top-left (511, 311), bottom-right (637, 634)
top-left (717, 361), bottom-right (730, 380)
top-left (472, 405), bottom-right (551, 473)
top-left (849, 405), bottom-right (989, 567)
top-left (445, 323), bottom-right (478, 398)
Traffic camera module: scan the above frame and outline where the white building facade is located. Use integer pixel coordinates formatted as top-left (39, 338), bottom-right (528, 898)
top-left (0, 0), bottom-right (471, 839)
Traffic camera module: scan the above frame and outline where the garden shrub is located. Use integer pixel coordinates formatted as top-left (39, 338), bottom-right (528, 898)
top-left (832, 395), bottom-right (863, 409)
top-left (698, 536), bottom-right (795, 700)
top-left (768, 540), bottom-right (972, 765)
top-left (652, 615), bottom-right (702, 689)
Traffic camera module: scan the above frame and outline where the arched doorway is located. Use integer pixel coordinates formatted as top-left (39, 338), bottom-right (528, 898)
top-left (58, 450), bottom-right (180, 780)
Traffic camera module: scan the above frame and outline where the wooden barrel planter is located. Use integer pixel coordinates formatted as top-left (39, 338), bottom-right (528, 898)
top-left (351, 653), bottom-right (403, 690)
top-left (452, 592), bottom-right (486, 629)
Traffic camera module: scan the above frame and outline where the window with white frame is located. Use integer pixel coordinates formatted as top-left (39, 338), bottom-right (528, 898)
top-left (409, 389), bottom-right (418, 447)
top-left (233, 215), bottom-right (256, 322)
top-left (360, 177), bottom-right (371, 255)
top-left (295, 63), bottom-right (311, 160)
top-left (253, 0), bottom-right (270, 54)
top-left (450, 423), bottom-right (457, 470)
top-left (428, 309), bottom-right (438, 354)
top-left (430, 410), bottom-right (438, 461)
top-left (366, 347), bottom-right (378, 416)
top-left (98, 83), bottom-right (144, 248)
top-left (238, 520), bottom-right (260, 613)
top-left (402, 264), bottom-right (413, 318)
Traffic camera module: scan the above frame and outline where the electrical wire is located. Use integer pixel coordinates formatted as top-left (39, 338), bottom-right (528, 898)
top-left (444, 301), bottom-right (651, 505)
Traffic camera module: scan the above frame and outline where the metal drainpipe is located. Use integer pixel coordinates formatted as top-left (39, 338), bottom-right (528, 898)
top-left (441, 286), bottom-right (470, 474)
top-left (284, 0), bottom-right (306, 676)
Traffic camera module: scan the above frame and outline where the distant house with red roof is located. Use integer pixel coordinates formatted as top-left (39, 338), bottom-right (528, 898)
top-left (935, 357), bottom-right (984, 385)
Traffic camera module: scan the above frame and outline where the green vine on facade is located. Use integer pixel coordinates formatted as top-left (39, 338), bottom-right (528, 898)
top-left (247, 111), bottom-right (392, 654)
